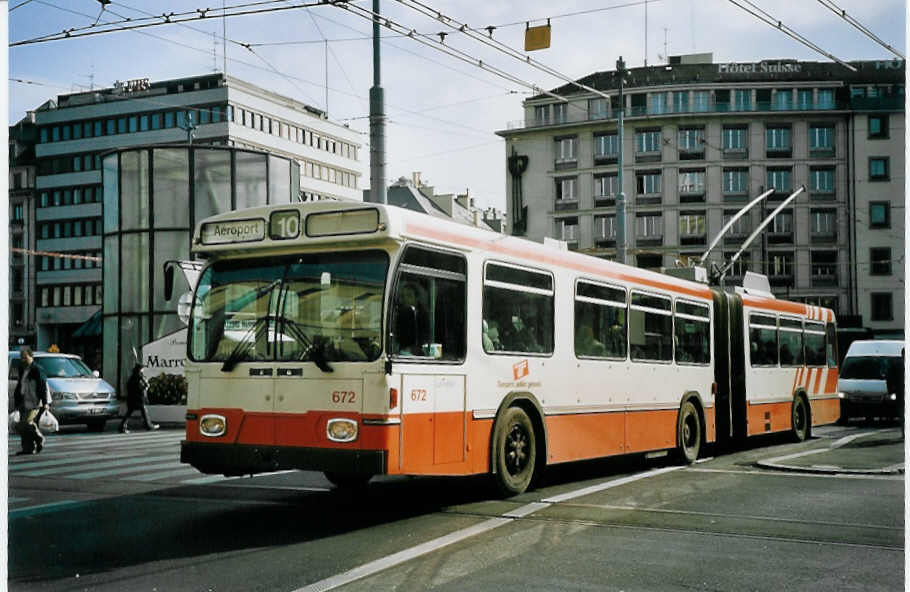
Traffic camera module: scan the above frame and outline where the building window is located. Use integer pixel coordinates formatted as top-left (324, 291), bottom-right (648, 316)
top-left (817, 89), bottom-right (834, 109)
top-left (636, 171), bottom-right (661, 196)
top-left (870, 293), bottom-right (893, 321)
top-left (723, 168), bottom-right (748, 195)
top-left (635, 254), bottom-right (663, 270)
top-left (809, 167), bottom-right (835, 196)
top-left (635, 129), bottom-right (661, 154)
top-left (870, 247), bottom-right (892, 275)
top-left (767, 167), bottom-right (792, 194)
top-left (678, 169), bottom-right (705, 201)
top-left (797, 89), bottom-right (813, 110)
top-left (722, 126), bottom-right (748, 153)
top-left (733, 89), bottom-right (752, 111)
top-left (808, 125), bottom-right (834, 156)
top-left (557, 217), bottom-right (578, 242)
top-left (555, 136), bottom-right (577, 167)
top-left (868, 115), bottom-right (888, 139)
top-left (594, 133), bottom-right (619, 162)
top-left (678, 128), bottom-right (704, 159)
top-left (771, 210), bottom-right (793, 234)
top-left (533, 104), bottom-right (549, 126)
top-left (768, 252), bottom-right (794, 283)
top-left (723, 211), bottom-right (751, 237)
top-left (869, 202), bottom-right (891, 228)
top-left (588, 98), bottom-right (608, 120)
top-left (594, 173), bottom-right (618, 199)
top-left (869, 157), bottom-right (889, 181)
top-left (635, 213), bottom-right (663, 241)
top-left (775, 89), bottom-right (793, 110)
top-left (679, 212), bottom-right (706, 244)
top-left (594, 215), bottom-right (616, 241)
top-left (766, 126), bottom-right (791, 156)
top-left (692, 91), bottom-right (710, 112)
top-left (671, 91), bottom-right (689, 113)
top-left (810, 209), bottom-right (837, 238)
top-left (555, 177), bottom-right (577, 201)
top-left (553, 103), bottom-right (568, 124)
top-left (650, 92), bottom-right (668, 115)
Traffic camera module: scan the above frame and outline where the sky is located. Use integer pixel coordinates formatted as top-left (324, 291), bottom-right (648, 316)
top-left (8, 0), bottom-right (907, 211)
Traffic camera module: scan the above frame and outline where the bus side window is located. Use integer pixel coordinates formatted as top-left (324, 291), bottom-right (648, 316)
top-left (483, 263), bottom-right (554, 355)
top-left (389, 246), bottom-right (466, 361)
top-left (749, 314), bottom-right (778, 366)
top-left (825, 322), bottom-right (838, 368)
top-left (674, 301), bottom-right (710, 365)
top-left (629, 292), bottom-right (672, 362)
top-left (574, 281), bottom-right (626, 359)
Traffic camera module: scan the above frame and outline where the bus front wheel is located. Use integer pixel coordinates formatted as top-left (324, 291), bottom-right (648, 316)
top-left (677, 401), bottom-right (701, 464)
top-left (493, 406), bottom-right (537, 496)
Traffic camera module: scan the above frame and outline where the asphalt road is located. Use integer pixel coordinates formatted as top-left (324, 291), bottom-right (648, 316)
top-left (7, 423), bottom-right (905, 592)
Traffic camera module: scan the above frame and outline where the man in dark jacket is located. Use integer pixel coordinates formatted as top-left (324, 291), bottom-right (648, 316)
top-left (13, 348), bottom-right (50, 455)
top-left (119, 364), bottom-right (159, 433)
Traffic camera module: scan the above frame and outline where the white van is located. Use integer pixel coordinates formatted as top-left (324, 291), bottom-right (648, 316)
top-left (837, 340), bottom-right (904, 421)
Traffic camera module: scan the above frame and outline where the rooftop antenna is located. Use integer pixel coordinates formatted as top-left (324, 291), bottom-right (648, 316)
top-left (644, 0), bottom-right (648, 66)
top-left (223, 0), bottom-right (227, 75)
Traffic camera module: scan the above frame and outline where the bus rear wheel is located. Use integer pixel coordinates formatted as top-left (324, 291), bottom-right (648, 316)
top-left (324, 471), bottom-right (372, 489)
top-left (677, 401), bottom-right (701, 464)
top-left (791, 396), bottom-right (809, 442)
top-left (493, 406), bottom-right (537, 496)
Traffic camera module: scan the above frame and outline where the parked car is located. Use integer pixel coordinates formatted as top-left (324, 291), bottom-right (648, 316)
top-left (837, 340), bottom-right (904, 422)
top-left (8, 351), bottom-right (119, 432)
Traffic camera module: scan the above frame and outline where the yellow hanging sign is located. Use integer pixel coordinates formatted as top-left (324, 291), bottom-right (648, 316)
top-left (524, 23), bottom-right (551, 51)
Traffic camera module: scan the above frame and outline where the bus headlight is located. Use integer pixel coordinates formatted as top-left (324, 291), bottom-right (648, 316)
top-left (199, 414), bottom-right (226, 437)
top-left (327, 418), bottom-right (358, 442)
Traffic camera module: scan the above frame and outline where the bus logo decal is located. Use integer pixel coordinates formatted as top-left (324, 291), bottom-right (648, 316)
top-left (513, 360), bottom-right (529, 381)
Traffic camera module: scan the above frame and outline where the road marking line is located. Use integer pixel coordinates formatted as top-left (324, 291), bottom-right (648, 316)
top-left (541, 466), bottom-right (682, 503)
top-left (760, 448), bottom-right (829, 464)
top-left (125, 467), bottom-right (202, 482)
top-left (293, 467), bottom-right (679, 592)
top-left (15, 454), bottom-right (176, 477)
top-left (71, 460), bottom-right (186, 480)
top-left (691, 467), bottom-right (903, 481)
top-left (180, 474), bottom-right (229, 485)
top-left (9, 443), bottom-right (177, 469)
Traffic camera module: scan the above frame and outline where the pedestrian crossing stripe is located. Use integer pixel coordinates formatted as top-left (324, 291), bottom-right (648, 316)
top-left (16, 453), bottom-right (177, 477)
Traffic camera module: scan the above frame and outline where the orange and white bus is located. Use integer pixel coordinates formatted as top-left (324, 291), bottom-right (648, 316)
top-left (175, 200), bottom-right (839, 495)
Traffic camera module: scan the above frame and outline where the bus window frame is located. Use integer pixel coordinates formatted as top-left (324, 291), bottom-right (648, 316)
top-left (629, 289), bottom-right (674, 365)
top-left (748, 313), bottom-right (779, 367)
top-left (387, 242), bottom-right (468, 365)
top-left (777, 316), bottom-right (804, 368)
top-left (482, 259), bottom-right (555, 358)
top-left (673, 298), bottom-right (712, 366)
top-left (573, 278), bottom-right (628, 361)
top-left (803, 320), bottom-right (827, 368)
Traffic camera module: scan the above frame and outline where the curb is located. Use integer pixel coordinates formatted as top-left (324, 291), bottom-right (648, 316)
top-left (754, 459), bottom-right (904, 475)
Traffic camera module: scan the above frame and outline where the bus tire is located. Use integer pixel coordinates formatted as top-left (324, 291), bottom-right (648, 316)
top-left (493, 406), bottom-right (537, 496)
top-left (677, 401), bottom-right (701, 464)
top-left (324, 471), bottom-right (372, 490)
top-left (791, 396), bottom-right (809, 442)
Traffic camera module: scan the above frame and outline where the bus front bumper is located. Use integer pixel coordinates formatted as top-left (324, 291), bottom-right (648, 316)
top-left (181, 441), bottom-right (386, 477)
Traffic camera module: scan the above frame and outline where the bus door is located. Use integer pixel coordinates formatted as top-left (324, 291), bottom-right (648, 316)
top-left (400, 373), bottom-right (466, 469)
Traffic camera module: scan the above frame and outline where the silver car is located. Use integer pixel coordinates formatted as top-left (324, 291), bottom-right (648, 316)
top-left (8, 351), bottom-right (120, 432)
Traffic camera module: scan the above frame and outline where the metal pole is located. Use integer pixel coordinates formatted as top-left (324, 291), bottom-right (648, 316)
top-left (615, 57), bottom-right (627, 265)
top-left (324, 40), bottom-right (329, 116)
top-left (369, 0), bottom-right (387, 204)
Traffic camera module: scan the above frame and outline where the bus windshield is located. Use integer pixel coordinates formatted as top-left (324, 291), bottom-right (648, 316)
top-left (189, 250), bottom-right (388, 366)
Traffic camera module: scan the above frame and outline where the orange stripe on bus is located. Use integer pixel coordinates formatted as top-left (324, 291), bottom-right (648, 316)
top-left (813, 368), bottom-right (824, 394)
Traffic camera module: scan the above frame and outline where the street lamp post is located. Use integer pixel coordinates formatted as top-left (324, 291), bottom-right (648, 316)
top-left (615, 57), bottom-right (627, 265)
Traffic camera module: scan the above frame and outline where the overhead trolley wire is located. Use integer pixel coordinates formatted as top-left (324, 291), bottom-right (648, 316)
top-left (726, 0), bottom-right (857, 72)
top-left (815, 0), bottom-right (905, 59)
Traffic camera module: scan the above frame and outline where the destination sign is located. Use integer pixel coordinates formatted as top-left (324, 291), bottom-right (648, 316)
top-left (200, 218), bottom-right (265, 245)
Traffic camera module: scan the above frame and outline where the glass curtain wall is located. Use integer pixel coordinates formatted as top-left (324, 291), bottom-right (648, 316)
top-left (102, 146), bottom-right (299, 394)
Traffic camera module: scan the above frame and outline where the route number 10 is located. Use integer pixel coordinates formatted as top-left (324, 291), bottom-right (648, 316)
top-left (270, 210), bottom-right (300, 240)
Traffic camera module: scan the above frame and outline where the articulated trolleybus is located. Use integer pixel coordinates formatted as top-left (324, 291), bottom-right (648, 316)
top-left (175, 201), bottom-right (839, 495)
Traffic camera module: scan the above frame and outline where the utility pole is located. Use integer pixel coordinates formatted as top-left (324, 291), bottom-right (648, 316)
top-left (615, 57), bottom-right (628, 265)
top-left (369, 0), bottom-right (387, 204)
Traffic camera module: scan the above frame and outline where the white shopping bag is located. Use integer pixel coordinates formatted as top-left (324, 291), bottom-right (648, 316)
top-left (38, 410), bottom-right (59, 433)
top-left (8, 410), bottom-right (20, 431)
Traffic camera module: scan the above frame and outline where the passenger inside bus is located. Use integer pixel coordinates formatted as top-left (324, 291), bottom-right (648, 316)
top-left (392, 280), bottom-right (426, 356)
top-left (482, 320), bottom-right (502, 351)
top-left (576, 325), bottom-right (607, 357)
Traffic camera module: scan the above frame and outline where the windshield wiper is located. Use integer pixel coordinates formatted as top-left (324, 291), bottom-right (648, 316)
top-left (280, 318), bottom-right (334, 373)
top-left (221, 316), bottom-right (270, 372)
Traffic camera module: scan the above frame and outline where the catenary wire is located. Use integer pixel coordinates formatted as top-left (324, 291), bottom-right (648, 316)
top-left (815, 0), bottom-right (904, 59)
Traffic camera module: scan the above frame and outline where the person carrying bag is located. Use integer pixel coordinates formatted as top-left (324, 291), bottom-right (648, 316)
top-left (13, 347), bottom-right (51, 455)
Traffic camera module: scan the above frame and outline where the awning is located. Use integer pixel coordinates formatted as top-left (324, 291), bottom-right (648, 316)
top-left (73, 309), bottom-right (102, 338)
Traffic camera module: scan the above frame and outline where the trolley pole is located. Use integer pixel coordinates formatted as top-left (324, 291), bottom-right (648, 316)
top-left (369, 0), bottom-right (387, 204)
top-left (615, 57), bottom-right (627, 265)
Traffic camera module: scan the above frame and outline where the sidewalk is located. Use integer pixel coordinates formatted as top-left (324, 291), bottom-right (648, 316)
top-left (756, 429), bottom-right (905, 475)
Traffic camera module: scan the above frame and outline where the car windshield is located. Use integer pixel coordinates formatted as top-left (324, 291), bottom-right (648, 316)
top-left (839, 356), bottom-right (898, 380)
top-left (189, 250), bottom-right (388, 364)
top-left (34, 356), bottom-right (94, 378)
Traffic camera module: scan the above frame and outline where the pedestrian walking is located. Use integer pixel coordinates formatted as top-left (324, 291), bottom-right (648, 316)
top-left (119, 364), bottom-right (160, 433)
top-left (12, 347), bottom-right (50, 455)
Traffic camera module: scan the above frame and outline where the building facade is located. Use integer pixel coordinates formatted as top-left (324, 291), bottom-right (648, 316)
top-left (9, 114), bottom-right (39, 346)
top-left (23, 72), bottom-right (363, 354)
top-left (497, 56), bottom-right (904, 336)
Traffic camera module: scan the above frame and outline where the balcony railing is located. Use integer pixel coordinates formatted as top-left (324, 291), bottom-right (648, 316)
top-left (506, 98), bottom-right (850, 131)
